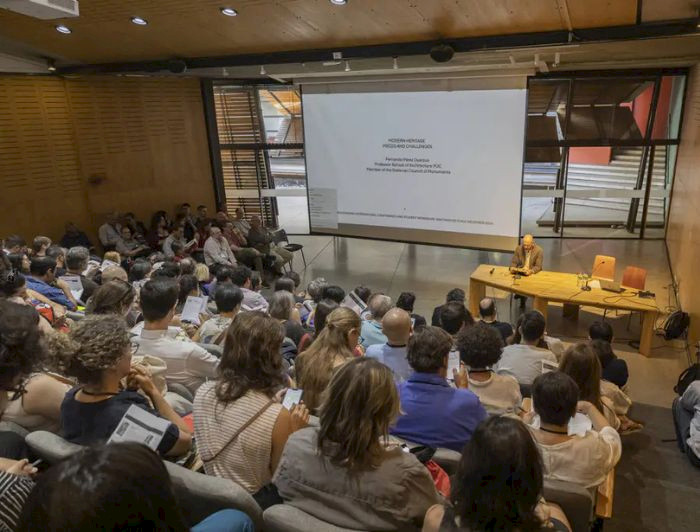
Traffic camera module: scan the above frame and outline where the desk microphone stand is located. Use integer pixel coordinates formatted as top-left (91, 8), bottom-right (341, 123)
top-left (581, 274), bottom-right (592, 291)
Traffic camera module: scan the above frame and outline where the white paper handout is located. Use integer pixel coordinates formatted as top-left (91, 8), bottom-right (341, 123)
top-left (108, 404), bottom-right (171, 451)
top-left (529, 412), bottom-right (593, 437)
top-left (181, 295), bottom-right (207, 325)
top-left (60, 274), bottom-right (84, 301)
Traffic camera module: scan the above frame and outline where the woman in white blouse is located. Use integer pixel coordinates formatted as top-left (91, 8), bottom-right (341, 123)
top-left (529, 371), bottom-right (622, 489)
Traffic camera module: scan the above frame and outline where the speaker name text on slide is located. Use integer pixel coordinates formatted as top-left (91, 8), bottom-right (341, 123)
top-left (303, 89), bottom-right (527, 247)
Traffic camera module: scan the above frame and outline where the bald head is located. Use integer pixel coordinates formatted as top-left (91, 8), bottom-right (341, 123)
top-left (382, 308), bottom-right (412, 345)
top-left (479, 297), bottom-right (496, 319)
top-left (523, 234), bottom-right (534, 251)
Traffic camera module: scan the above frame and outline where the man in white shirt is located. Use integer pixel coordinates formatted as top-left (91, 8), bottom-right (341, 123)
top-left (98, 212), bottom-right (121, 251)
top-left (366, 308), bottom-right (413, 383)
top-left (203, 226), bottom-right (237, 267)
top-left (229, 264), bottom-right (269, 312)
top-left (495, 310), bottom-right (557, 385)
top-left (132, 278), bottom-right (218, 395)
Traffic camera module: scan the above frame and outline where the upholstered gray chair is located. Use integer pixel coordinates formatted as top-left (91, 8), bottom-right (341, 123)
top-left (263, 504), bottom-right (366, 532)
top-left (25, 431), bottom-right (263, 529)
top-left (543, 478), bottom-right (595, 532)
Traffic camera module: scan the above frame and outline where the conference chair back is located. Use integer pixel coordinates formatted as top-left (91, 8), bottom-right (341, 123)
top-left (621, 265), bottom-right (647, 290)
top-left (25, 431), bottom-right (263, 529)
top-left (263, 504), bottom-right (366, 532)
top-left (592, 255), bottom-right (616, 281)
top-left (543, 479), bottom-right (595, 532)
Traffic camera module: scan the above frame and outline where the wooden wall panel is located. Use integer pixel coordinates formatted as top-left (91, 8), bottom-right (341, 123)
top-left (0, 76), bottom-right (215, 243)
top-left (667, 65), bottom-right (700, 348)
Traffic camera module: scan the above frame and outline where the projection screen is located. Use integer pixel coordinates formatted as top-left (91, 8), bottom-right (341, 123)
top-left (302, 84), bottom-right (527, 251)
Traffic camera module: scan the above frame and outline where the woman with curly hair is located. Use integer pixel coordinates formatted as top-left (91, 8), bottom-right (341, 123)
top-left (193, 312), bottom-right (309, 509)
top-left (294, 307), bottom-right (361, 412)
top-left (56, 314), bottom-right (191, 457)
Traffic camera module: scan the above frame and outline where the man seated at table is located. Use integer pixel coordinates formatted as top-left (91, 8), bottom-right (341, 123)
top-left (510, 234), bottom-right (543, 276)
top-left (510, 234), bottom-right (543, 308)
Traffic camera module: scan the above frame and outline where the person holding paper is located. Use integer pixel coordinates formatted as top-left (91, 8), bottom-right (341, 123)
top-left (510, 234), bottom-right (543, 276)
top-left (194, 312), bottom-right (309, 509)
top-left (162, 224), bottom-right (192, 259)
top-left (62, 247), bottom-right (98, 302)
top-left (133, 278), bottom-right (218, 395)
top-left (56, 315), bottom-right (192, 457)
top-left (528, 371), bottom-right (621, 489)
top-left (390, 326), bottom-right (486, 452)
top-left (116, 226), bottom-right (150, 259)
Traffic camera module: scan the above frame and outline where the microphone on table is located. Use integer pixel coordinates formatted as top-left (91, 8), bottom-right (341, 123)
top-left (489, 268), bottom-right (495, 275)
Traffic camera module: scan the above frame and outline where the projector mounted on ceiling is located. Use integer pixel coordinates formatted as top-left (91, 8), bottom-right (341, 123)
top-left (0, 0), bottom-right (79, 20)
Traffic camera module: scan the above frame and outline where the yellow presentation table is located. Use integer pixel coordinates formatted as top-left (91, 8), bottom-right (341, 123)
top-left (468, 265), bottom-right (659, 357)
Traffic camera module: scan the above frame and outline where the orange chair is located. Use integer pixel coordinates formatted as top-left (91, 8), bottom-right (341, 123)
top-left (621, 265), bottom-right (648, 328)
top-left (621, 265), bottom-right (647, 290)
top-left (592, 255), bottom-right (616, 281)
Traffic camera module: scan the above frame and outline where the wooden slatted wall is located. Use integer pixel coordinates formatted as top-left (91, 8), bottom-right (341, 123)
top-left (667, 65), bottom-right (700, 347)
top-left (0, 76), bottom-right (215, 242)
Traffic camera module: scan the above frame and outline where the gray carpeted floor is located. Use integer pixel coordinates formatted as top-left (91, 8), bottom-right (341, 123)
top-left (606, 403), bottom-right (700, 532)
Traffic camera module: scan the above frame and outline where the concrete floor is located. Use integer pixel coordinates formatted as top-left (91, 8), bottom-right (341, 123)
top-left (283, 235), bottom-right (687, 408)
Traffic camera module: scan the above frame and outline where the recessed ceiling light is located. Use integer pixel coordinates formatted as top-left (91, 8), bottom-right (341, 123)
top-left (220, 7), bottom-right (238, 16)
top-left (330, 0), bottom-right (347, 5)
top-left (55, 25), bottom-right (72, 34)
top-left (131, 16), bottom-right (148, 25)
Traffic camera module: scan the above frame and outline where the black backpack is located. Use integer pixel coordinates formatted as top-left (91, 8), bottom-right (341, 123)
top-left (663, 310), bottom-right (689, 340)
top-left (674, 364), bottom-right (700, 396)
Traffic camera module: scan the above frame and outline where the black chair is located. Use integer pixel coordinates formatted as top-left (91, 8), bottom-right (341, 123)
top-left (272, 228), bottom-right (306, 270)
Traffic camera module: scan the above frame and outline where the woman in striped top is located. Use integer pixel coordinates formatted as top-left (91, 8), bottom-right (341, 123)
top-left (193, 312), bottom-right (309, 509)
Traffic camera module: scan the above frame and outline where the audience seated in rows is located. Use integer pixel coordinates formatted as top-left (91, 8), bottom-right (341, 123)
top-left (274, 358), bottom-right (441, 530)
top-left (19, 442), bottom-right (254, 531)
top-left (478, 297), bottom-right (513, 342)
top-left (390, 326), bottom-right (487, 452)
top-left (589, 320), bottom-right (629, 388)
top-left (98, 212), bottom-right (121, 251)
top-left (54, 314), bottom-right (192, 457)
top-left (360, 294), bottom-right (392, 348)
top-left (310, 298), bottom-right (338, 339)
top-left (496, 310), bottom-right (557, 385)
top-left (439, 301), bottom-right (474, 340)
top-left (365, 307), bottom-right (413, 383)
top-left (225, 265), bottom-right (268, 312)
top-left (529, 371), bottom-right (622, 489)
top-left (295, 307), bottom-right (361, 412)
top-left (132, 279), bottom-right (218, 395)
top-left (194, 312), bottom-right (308, 509)
top-left (423, 416), bottom-right (571, 532)
top-left (457, 323), bottom-right (522, 416)
top-left (203, 226), bottom-right (237, 268)
top-left (431, 288), bottom-right (465, 326)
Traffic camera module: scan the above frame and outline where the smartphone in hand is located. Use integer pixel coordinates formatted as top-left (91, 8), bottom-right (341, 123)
top-left (447, 350), bottom-right (460, 381)
top-left (282, 389), bottom-right (303, 410)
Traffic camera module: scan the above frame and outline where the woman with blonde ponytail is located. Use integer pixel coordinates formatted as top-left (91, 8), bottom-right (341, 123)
top-left (294, 307), bottom-right (361, 412)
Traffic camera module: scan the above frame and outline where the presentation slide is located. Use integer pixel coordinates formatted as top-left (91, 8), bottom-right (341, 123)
top-left (303, 89), bottom-right (527, 250)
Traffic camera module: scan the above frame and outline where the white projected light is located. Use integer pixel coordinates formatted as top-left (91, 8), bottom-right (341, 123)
top-left (303, 89), bottom-right (527, 250)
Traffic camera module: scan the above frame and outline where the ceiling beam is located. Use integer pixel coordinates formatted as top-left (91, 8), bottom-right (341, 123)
top-left (56, 17), bottom-right (700, 76)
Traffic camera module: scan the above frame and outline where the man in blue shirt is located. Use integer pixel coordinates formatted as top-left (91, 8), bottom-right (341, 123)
top-left (360, 294), bottom-right (392, 348)
top-left (366, 307), bottom-right (413, 383)
top-left (25, 257), bottom-right (77, 310)
top-left (391, 326), bottom-right (487, 452)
